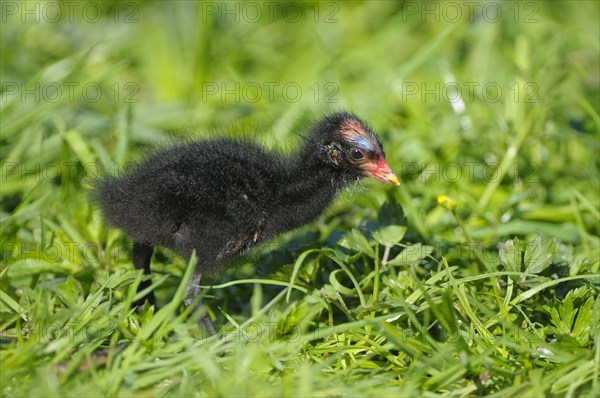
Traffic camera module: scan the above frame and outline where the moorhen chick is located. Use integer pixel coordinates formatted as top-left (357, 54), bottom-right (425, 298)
top-left (95, 111), bottom-right (398, 333)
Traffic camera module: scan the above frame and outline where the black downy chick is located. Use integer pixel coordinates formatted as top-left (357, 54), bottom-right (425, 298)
top-left (95, 112), bottom-right (399, 333)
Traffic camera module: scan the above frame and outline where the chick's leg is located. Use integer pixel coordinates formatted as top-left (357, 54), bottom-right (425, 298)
top-left (132, 242), bottom-right (156, 309)
top-left (184, 273), bottom-right (216, 336)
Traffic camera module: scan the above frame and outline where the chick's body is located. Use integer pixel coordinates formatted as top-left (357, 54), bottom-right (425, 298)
top-left (98, 138), bottom-right (338, 273)
top-left (96, 111), bottom-right (400, 310)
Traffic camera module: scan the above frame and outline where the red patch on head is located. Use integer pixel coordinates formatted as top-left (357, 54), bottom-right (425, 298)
top-left (339, 119), bottom-right (382, 156)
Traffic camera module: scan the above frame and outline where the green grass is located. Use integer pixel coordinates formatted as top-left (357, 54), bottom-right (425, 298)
top-left (1, 1), bottom-right (599, 396)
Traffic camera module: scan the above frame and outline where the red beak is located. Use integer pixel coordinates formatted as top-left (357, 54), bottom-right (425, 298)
top-left (367, 157), bottom-right (400, 186)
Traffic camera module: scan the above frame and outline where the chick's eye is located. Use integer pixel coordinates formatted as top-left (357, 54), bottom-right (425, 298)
top-left (350, 149), bottom-right (364, 160)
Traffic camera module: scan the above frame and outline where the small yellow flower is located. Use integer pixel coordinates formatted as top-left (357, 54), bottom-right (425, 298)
top-left (437, 195), bottom-right (456, 210)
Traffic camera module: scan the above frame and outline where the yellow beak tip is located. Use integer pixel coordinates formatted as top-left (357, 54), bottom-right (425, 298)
top-left (386, 173), bottom-right (400, 186)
